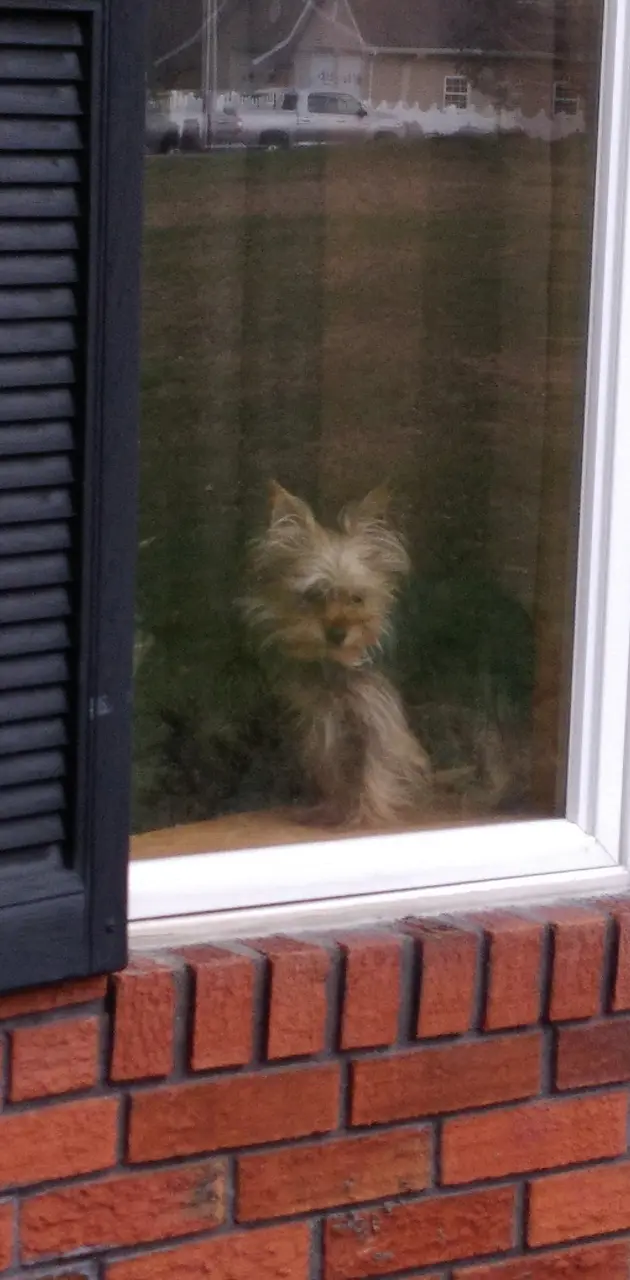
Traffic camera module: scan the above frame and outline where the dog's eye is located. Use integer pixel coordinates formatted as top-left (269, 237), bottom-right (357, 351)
top-left (303, 585), bottom-right (325, 604)
top-left (350, 593), bottom-right (364, 606)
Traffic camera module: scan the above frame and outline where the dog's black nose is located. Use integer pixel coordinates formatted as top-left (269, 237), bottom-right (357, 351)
top-left (326, 624), bottom-right (347, 647)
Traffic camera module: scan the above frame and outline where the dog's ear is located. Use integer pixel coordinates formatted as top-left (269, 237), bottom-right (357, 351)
top-left (269, 481), bottom-right (316, 531)
top-left (341, 484), bottom-right (390, 532)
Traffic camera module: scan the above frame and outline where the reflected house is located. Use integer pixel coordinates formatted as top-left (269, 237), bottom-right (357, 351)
top-left (148, 0), bottom-right (597, 137)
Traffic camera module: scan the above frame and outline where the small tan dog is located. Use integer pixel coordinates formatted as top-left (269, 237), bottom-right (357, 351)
top-left (242, 482), bottom-right (430, 827)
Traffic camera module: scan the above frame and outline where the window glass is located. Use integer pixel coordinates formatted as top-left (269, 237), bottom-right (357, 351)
top-left (308, 93), bottom-right (336, 113)
top-left (444, 76), bottom-right (470, 110)
top-left (336, 95), bottom-right (362, 114)
top-left (553, 82), bottom-right (580, 116)
top-left (134, 0), bottom-right (604, 859)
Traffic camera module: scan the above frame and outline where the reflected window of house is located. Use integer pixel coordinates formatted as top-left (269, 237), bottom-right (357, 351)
top-left (553, 82), bottom-right (580, 116)
top-left (444, 76), bottom-right (470, 110)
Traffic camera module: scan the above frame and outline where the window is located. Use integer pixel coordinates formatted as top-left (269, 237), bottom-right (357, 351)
top-left (4, 0), bottom-right (630, 974)
top-left (129, 0), bottom-right (630, 939)
top-left (553, 82), bottom-right (580, 116)
top-left (444, 76), bottom-right (470, 110)
top-left (307, 93), bottom-right (337, 113)
top-left (244, 90), bottom-right (279, 109)
top-left (305, 92), bottom-right (363, 116)
top-left (335, 95), bottom-right (363, 115)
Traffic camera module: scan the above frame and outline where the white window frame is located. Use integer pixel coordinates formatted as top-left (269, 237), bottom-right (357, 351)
top-left (553, 80), bottom-right (580, 116)
top-left (444, 75), bottom-right (470, 110)
top-left (130, 0), bottom-right (630, 945)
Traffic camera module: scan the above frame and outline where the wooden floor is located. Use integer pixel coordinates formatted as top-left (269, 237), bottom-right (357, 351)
top-left (130, 793), bottom-right (521, 861)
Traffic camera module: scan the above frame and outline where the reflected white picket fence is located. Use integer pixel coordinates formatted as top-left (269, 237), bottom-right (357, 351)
top-left (153, 89), bottom-right (586, 143)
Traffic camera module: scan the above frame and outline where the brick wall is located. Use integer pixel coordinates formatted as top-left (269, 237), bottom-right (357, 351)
top-left (2, 900), bottom-right (630, 1278)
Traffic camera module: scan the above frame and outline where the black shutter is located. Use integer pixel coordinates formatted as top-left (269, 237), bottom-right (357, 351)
top-left (0, 2), bottom-right (144, 991)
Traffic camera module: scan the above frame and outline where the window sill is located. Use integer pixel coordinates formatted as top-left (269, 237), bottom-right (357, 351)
top-left (128, 814), bottom-right (630, 947)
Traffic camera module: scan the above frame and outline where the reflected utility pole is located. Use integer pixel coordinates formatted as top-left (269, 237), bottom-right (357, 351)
top-left (201, 0), bottom-right (218, 146)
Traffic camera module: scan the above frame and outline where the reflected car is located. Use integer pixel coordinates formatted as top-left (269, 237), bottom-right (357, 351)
top-left (237, 87), bottom-right (405, 148)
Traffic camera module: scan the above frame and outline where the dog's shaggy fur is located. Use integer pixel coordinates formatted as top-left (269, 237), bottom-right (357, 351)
top-left (242, 482), bottom-right (430, 827)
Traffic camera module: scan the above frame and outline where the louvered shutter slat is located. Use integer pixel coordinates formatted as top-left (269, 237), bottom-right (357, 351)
top-left (0, 456), bottom-right (72, 488)
top-left (0, 552), bottom-right (70, 590)
top-left (0, 255), bottom-right (76, 285)
top-left (0, 653), bottom-right (69, 690)
top-left (0, 748), bottom-right (65, 786)
top-left (0, 687), bottom-right (68, 724)
top-left (0, 288), bottom-right (75, 320)
top-left (0, 781), bottom-right (64, 819)
top-left (0, 491), bottom-right (72, 524)
top-left (0, 189), bottom-right (78, 217)
top-left (0, 717), bottom-right (66, 756)
top-left (0, 422), bottom-right (73, 453)
top-left (0, 13), bottom-right (84, 872)
top-left (0, 156), bottom-right (79, 184)
top-left (0, 50), bottom-right (81, 81)
top-left (0, 355), bottom-right (74, 387)
top-left (0, 523), bottom-right (71, 556)
top-left (0, 813), bottom-right (63, 852)
top-left (0, 19), bottom-right (82, 47)
top-left (0, 120), bottom-right (81, 150)
top-left (0, 224), bottom-right (77, 252)
top-left (0, 620), bottom-right (69, 656)
top-left (0, 323), bottom-right (76, 355)
top-left (0, 587), bottom-right (70, 626)
top-left (0, 85), bottom-right (80, 115)
top-left (0, 388), bottom-right (73, 420)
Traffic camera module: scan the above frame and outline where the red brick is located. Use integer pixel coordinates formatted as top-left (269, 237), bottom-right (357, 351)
top-left (249, 937), bottom-right (330, 1059)
top-left (529, 1162), bottom-right (630, 1246)
top-left (407, 921), bottom-right (478, 1037)
top-left (539, 906), bottom-right (606, 1021)
top-left (478, 913), bottom-right (543, 1029)
top-left (35, 1274), bottom-right (92, 1280)
top-left (612, 903), bottom-right (630, 1010)
top-left (21, 1158), bottom-right (226, 1261)
top-left (0, 1201), bottom-right (13, 1271)
top-left (0, 976), bottom-right (106, 1020)
top-left (325, 1187), bottom-right (515, 1278)
top-left (183, 946), bottom-right (257, 1071)
top-left (556, 1017), bottom-right (630, 1088)
top-left (442, 1092), bottom-right (627, 1184)
top-left (453, 1240), bottom-right (630, 1278)
top-left (128, 1063), bottom-right (339, 1162)
top-left (0, 1096), bottom-right (117, 1190)
top-left (105, 1223), bottom-right (310, 1280)
top-left (351, 1031), bottom-right (541, 1125)
top-left (111, 957), bottom-right (176, 1081)
top-left (238, 1126), bottom-right (431, 1221)
top-left (338, 933), bottom-right (403, 1049)
top-left (10, 1016), bottom-right (100, 1102)
top-left (34, 1274), bottom-right (91, 1280)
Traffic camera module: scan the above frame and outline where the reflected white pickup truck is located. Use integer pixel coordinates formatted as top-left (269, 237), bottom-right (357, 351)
top-left (237, 87), bottom-right (405, 148)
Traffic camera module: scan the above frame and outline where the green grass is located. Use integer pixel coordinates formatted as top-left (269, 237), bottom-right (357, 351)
top-left (133, 137), bottom-right (593, 832)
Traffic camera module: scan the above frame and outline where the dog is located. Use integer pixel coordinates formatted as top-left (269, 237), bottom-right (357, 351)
top-left (242, 482), bottom-right (431, 827)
